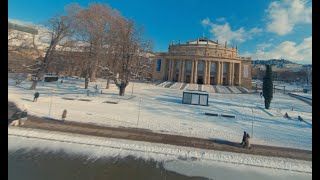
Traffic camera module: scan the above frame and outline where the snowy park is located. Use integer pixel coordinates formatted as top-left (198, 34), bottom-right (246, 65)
top-left (8, 77), bottom-right (312, 151)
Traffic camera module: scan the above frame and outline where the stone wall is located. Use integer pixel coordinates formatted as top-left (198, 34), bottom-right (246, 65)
top-left (169, 45), bottom-right (237, 58)
top-left (241, 60), bottom-right (252, 89)
top-left (152, 57), bottom-right (167, 81)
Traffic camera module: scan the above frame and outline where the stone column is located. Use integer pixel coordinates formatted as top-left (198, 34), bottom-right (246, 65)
top-left (207, 61), bottom-right (211, 84)
top-left (220, 62), bottom-right (224, 85)
top-left (171, 60), bottom-right (176, 81)
top-left (238, 63), bottom-right (242, 86)
top-left (228, 62), bottom-right (232, 85)
top-left (168, 59), bottom-right (172, 81)
top-left (181, 60), bottom-right (185, 83)
top-left (231, 62), bottom-right (234, 85)
top-left (178, 60), bottom-right (182, 82)
top-left (216, 61), bottom-right (220, 85)
top-left (190, 61), bottom-right (194, 83)
top-left (194, 60), bottom-right (198, 84)
top-left (204, 61), bottom-right (207, 84)
top-left (170, 59), bottom-right (174, 81)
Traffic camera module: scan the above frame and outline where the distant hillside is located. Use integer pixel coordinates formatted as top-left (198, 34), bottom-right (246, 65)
top-left (8, 22), bottom-right (38, 35)
top-left (252, 59), bottom-right (295, 66)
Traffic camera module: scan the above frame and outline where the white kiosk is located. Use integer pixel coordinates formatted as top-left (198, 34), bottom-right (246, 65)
top-left (182, 91), bottom-right (209, 106)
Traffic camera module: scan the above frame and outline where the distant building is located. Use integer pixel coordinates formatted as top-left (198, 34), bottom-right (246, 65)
top-left (153, 37), bottom-right (252, 88)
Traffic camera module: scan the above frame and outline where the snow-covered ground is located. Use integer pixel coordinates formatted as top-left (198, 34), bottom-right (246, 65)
top-left (8, 77), bottom-right (312, 150)
top-left (290, 92), bottom-right (312, 99)
top-left (8, 127), bottom-right (312, 179)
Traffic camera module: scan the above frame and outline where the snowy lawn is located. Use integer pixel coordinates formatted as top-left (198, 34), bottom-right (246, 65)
top-left (8, 77), bottom-right (312, 150)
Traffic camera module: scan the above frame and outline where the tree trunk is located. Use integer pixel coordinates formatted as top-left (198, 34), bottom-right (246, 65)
top-left (106, 78), bottom-right (110, 89)
top-left (119, 83), bottom-right (127, 96)
top-left (90, 71), bottom-right (96, 82)
top-left (30, 80), bottom-right (38, 90)
top-left (85, 77), bottom-right (89, 89)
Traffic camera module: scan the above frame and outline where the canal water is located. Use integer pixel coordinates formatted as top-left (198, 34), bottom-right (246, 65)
top-left (8, 135), bottom-right (311, 180)
top-left (8, 148), bottom-right (209, 180)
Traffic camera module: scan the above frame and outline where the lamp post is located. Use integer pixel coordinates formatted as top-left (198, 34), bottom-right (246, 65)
top-left (137, 98), bottom-right (142, 126)
top-left (49, 81), bottom-right (58, 118)
top-left (251, 108), bottom-right (254, 138)
top-left (131, 78), bottom-right (135, 96)
top-left (49, 89), bottom-right (54, 117)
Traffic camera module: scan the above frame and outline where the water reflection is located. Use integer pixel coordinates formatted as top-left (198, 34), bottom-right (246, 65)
top-left (8, 148), bottom-right (209, 180)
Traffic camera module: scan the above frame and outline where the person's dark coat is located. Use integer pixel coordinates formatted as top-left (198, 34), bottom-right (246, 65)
top-left (34, 92), bottom-right (39, 98)
top-left (62, 109), bottom-right (67, 120)
top-left (241, 132), bottom-right (247, 144)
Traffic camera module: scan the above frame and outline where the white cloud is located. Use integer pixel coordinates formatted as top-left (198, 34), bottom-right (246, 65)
top-left (256, 43), bottom-right (272, 51)
top-left (241, 36), bottom-right (312, 63)
top-left (201, 17), bottom-right (211, 27)
top-left (201, 18), bottom-right (262, 43)
top-left (266, 0), bottom-right (312, 35)
top-left (249, 27), bottom-right (263, 34)
top-left (216, 17), bottom-right (226, 22)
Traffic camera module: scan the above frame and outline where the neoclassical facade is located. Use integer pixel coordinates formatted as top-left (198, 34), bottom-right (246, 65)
top-left (153, 38), bottom-right (252, 88)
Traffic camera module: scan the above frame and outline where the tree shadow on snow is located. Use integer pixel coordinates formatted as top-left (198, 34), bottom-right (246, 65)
top-left (208, 138), bottom-right (242, 148)
top-left (155, 97), bottom-right (182, 104)
top-left (20, 98), bottom-right (33, 102)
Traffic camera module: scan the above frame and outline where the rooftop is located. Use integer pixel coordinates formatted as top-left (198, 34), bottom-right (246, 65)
top-left (187, 37), bottom-right (219, 45)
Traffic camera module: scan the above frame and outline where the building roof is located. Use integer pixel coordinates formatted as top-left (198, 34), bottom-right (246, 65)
top-left (8, 22), bottom-right (38, 35)
top-left (186, 37), bottom-right (218, 45)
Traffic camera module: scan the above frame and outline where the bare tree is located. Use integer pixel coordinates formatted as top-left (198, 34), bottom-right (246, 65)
top-left (66, 3), bottom-right (152, 94)
top-left (26, 15), bottom-right (73, 90)
top-left (67, 3), bottom-right (121, 89)
top-left (103, 19), bottom-right (152, 96)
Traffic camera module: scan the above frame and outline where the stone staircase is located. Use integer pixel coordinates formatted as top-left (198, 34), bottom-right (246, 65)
top-left (164, 81), bottom-right (175, 88)
top-left (180, 83), bottom-right (188, 90)
top-left (186, 83), bottom-right (198, 91)
top-left (203, 85), bottom-right (215, 93)
top-left (170, 82), bottom-right (182, 89)
top-left (215, 85), bottom-right (231, 93)
top-left (156, 81), bottom-right (252, 94)
top-left (236, 86), bottom-right (250, 93)
top-left (227, 86), bottom-right (242, 94)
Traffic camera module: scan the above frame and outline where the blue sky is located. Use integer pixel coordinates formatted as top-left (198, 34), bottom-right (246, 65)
top-left (9, 0), bottom-right (312, 64)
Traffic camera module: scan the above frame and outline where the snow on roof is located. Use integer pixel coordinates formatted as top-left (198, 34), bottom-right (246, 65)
top-left (183, 90), bottom-right (209, 95)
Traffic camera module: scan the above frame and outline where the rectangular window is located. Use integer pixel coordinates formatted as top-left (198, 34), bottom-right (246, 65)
top-left (191, 94), bottom-right (200, 104)
top-left (243, 64), bottom-right (248, 78)
top-left (183, 93), bottom-right (192, 104)
top-left (199, 95), bottom-right (208, 105)
top-left (156, 59), bottom-right (161, 71)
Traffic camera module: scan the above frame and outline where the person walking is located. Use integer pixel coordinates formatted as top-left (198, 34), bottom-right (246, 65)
top-left (240, 131), bottom-right (247, 145)
top-left (243, 133), bottom-right (251, 149)
top-left (62, 109), bottom-right (67, 121)
top-left (33, 92), bottom-right (40, 102)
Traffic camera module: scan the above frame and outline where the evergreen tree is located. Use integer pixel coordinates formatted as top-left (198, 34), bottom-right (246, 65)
top-left (263, 65), bottom-right (273, 109)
